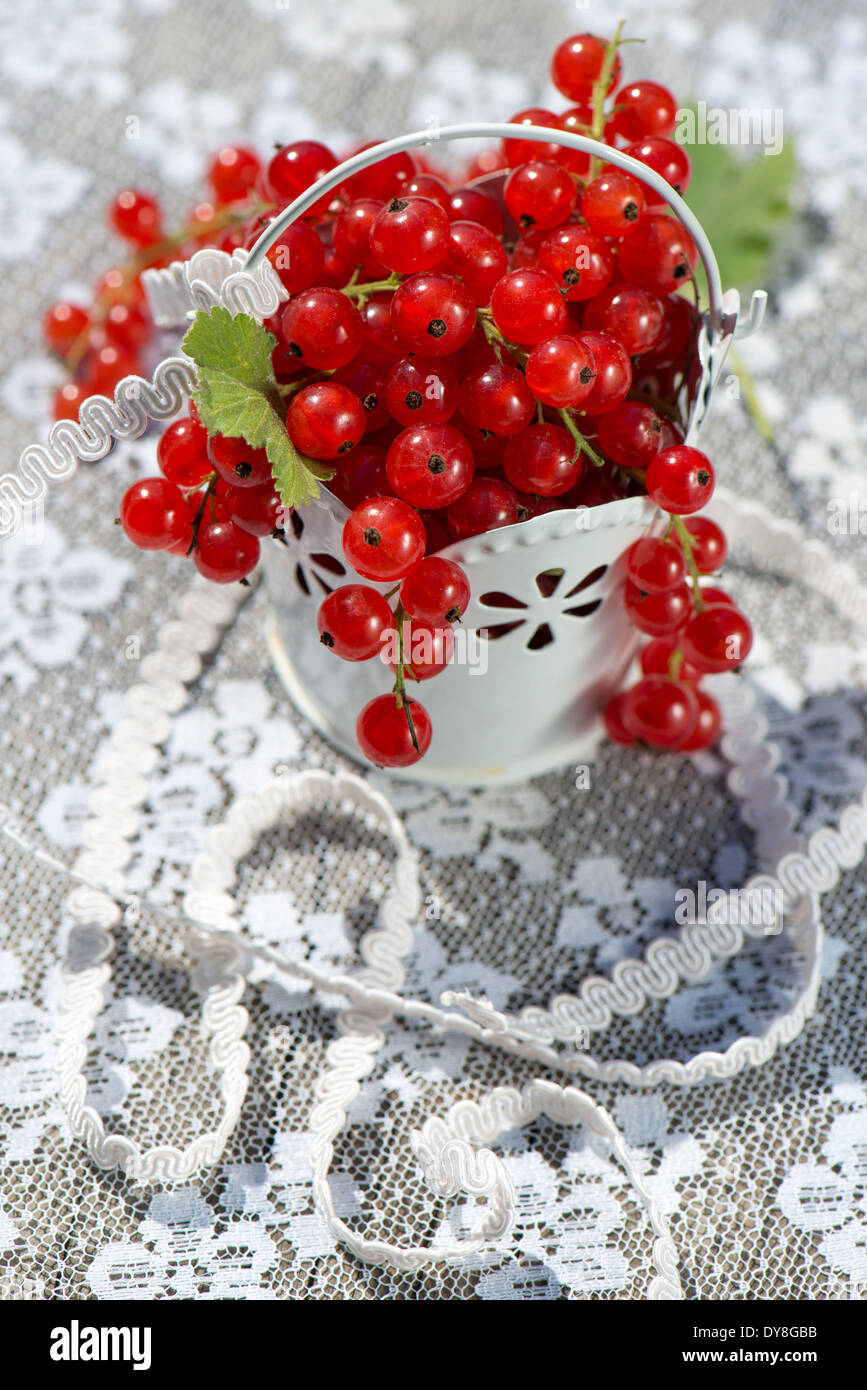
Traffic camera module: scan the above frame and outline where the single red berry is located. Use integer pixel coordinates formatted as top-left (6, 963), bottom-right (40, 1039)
top-left (537, 225), bottom-right (615, 302)
top-left (449, 411), bottom-right (507, 472)
top-left (265, 221), bottom-right (326, 295)
top-left (356, 692), bottom-right (432, 767)
top-left (624, 580), bottom-right (692, 636)
top-left (525, 335), bottom-right (597, 409)
top-left (390, 272), bottom-right (476, 357)
top-left (445, 220), bottom-right (508, 306)
top-left (646, 445), bottom-right (715, 514)
top-left (370, 195), bottom-right (451, 274)
top-left (620, 676), bottom-right (699, 748)
top-left (611, 82), bottom-right (678, 142)
top-left (446, 477), bottom-right (520, 540)
top-left (328, 444), bottom-right (391, 509)
top-left (504, 423), bottom-right (583, 496)
top-left (673, 515), bottom-right (728, 573)
top-left (53, 381), bottom-right (88, 422)
top-left (400, 556), bottom-right (470, 624)
top-left (359, 293), bottom-right (404, 365)
top-left (42, 301), bottom-right (90, 356)
top-left (582, 283), bottom-right (665, 356)
top-left (403, 173), bottom-right (451, 212)
top-left (120, 477), bottom-right (193, 551)
top-left (597, 401), bottom-right (664, 469)
top-left (625, 536), bottom-right (687, 593)
top-left (207, 145), bottom-right (262, 204)
top-left (551, 34), bottom-right (622, 102)
top-left (575, 331), bottom-right (632, 414)
top-left (157, 416), bottom-right (212, 487)
top-left (680, 605), bottom-right (753, 673)
top-left (618, 214), bottom-right (698, 295)
top-left (193, 519), bottom-right (260, 582)
top-left (94, 265), bottom-right (146, 309)
top-left (635, 292), bottom-right (695, 369)
top-left (386, 423), bottom-right (474, 509)
top-left (624, 137), bottom-right (691, 206)
top-left (679, 689), bottom-right (722, 751)
top-left (267, 140), bottom-right (338, 214)
top-left (697, 585), bottom-right (734, 607)
top-left (504, 161), bottom-right (577, 232)
top-left (383, 356), bottom-right (459, 426)
top-left (447, 187), bottom-right (504, 236)
top-left (603, 691), bottom-right (636, 746)
top-left (317, 585), bottom-right (395, 661)
top-left (490, 267), bottom-right (567, 347)
top-left (343, 495), bottom-right (426, 580)
top-left (207, 434), bottom-right (272, 488)
top-left (331, 358), bottom-right (390, 433)
top-left (82, 343), bottom-right (141, 394)
top-left (640, 637), bottom-right (702, 682)
top-left (501, 108), bottom-right (564, 166)
top-left (459, 362), bottom-right (535, 437)
top-left (332, 199), bottom-right (387, 279)
top-left (287, 381), bottom-right (366, 460)
top-left (109, 189), bottom-right (162, 245)
top-left (103, 302), bottom-right (150, 351)
top-left (281, 287), bottom-right (363, 369)
top-left (340, 145), bottom-right (418, 202)
top-left (222, 480), bottom-right (285, 536)
top-left (556, 105), bottom-right (594, 176)
top-left (581, 171), bottom-right (646, 238)
top-left (387, 618), bottom-right (455, 681)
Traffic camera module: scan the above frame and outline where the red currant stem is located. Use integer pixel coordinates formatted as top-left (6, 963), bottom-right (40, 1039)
top-left (343, 266), bottom-right (361, 290)
top-left (667, 645), bottom-right (685, 680)
top-left (391, 602), bottom-right (421, 755)
top-left (729, 345), bottom-right (775, 444)
top-left (589, 21), bottom-right (626, 178)
top-left (383, 583), bottom-right (401, 600)
top-left (669, 513), bottom-right (705, 609)
top-left (627, 388), bottom-right (683, 426)
top-left (557, 408), bottom-right (607, 468)
top-left (536, 397), bottom-right (545, 425)
top-left (276, 369), bottom-right (335, 397)
top-left (341, 272), bottom-right (403, 302)
top-left (185, 473), bottom-right (218, 556)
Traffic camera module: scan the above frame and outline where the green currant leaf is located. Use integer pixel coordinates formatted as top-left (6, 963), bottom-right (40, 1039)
top-left (681, 114), bottom-right (797, 295)
top-left (182, 306), bottom-right (333, 508)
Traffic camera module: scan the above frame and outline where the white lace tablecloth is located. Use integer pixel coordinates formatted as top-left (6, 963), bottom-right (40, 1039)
top-left (2, 0), bottom-right (867, 1301)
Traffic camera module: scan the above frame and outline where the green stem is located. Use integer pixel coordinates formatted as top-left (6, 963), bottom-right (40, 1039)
top-left (391, 602), bottom-right (420, 755)
top-left (730, 346), bottom-right (774, 444)
top-left (277, 369), bottom-right (335, 397)
top-left (558, 408), bottom-right (606, 468)
top-left (341, 273), bottom-right (403, 300)
top-left (668, 646), bottom-right (685, 680)
top-left (670, 514), bottom-right (704, 609)
top-left (588, 22), bottom-right (626, 180)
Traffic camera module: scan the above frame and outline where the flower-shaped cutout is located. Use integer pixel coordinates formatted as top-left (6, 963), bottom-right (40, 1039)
top-left (476, 564), bottom-right (607, 650)
top-left (286, 511), bottom-right (347, 597)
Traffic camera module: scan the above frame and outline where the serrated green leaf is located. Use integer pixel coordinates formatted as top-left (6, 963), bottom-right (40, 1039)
top-left (183, 307), bottom-right (333, 510)
top-left (681, 110), bottom-right (797, 296)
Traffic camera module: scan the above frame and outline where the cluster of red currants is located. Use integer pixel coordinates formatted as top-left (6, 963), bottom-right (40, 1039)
top-left (81, 27), bottom-right (752, 768)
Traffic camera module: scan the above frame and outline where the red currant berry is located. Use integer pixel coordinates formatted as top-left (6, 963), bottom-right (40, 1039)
top-left (582, 284), bottom-right (665, 357)
top-left (400, 556), bottom-right (470, 625)
top-left (370, 195), bottom-right (451, 274)
top-left (332, 199), bottom-right (387, 279)
top-left (403, 173), bottom-right (451, 213)
top-left (575, 331), bottom-right (632, 414)
top-left (267, 140), bottom-right (338, 214)
top-left (635, 292), bottom-right (694, 369)
top-left (611, 82), bottom-right (677, 142)
top-left (624, 580), bottom-right (692, 636)
top-left (82, 343), bottom-right (141, 394)
top-left (603, 691), bottom-right (636, 746)
top-left (625, 536), bottom-right (686, 593)
top-left (265, 221), bottom-right (326, 295)
top-left (556, 105), bottom-right (594, 176)
top-left (625, 138), bottom-right (691, 205)
top-left (193, 519), bottom-right (260, 582)
top-left (537, 226), bottom-right (615, 302)
top-left (383, 356), bottom-right (459, 426)
top-left (645, 445), bottom-right (715, 514)
top-left (697, 585), bottom-right (734, 607)
top-left (386, 423), bottom-right (474, 509)
top-left (490, 267), bottom-right (567, 347)
top-left (551, 34), bottom-right (622, 102)
top-left (331, 359), bottom-right (390, 433)
top-left (359, 293), bottom-right (403, 365)
top-left (343, 496), bottom-right (426, 580)
top-left (618, 214), bottom-right (698, 295)
top-left (446, 477), bottom-right (520, 540)
top-left (222, 480), bottom-right (285, 536)
top-left (673, 515), bottom-right (728, 573)
top-left (321, 241), bottom-right (356, 289)
top-left (94, 266), bottom-right (146, 309)
top-left (207, 145), bottom-right (262, 204)
top-left (388, 618), bottom-right (455, 681)
top-left (459, 362), bottom-right (535, 437)
top-left (680, 605), bottom-right (753, 673)
top-left (287, 381), bottom-right (366, 460)
top-left (620, 676), bottom-right (699, 748)
top-left (157, 416), bottom-right (212, 487)
top-left (679, 689), bottom-right (722, 751)
top-left (581, 171), bottom-right (645, 238)
top-left (640, 637), bottom-right (702, 682)
top-left (525, 335), bottom-right (596, 409)
top-left (317, 585), bottom-right (394, 661)
top-left (207, 434), bottom-right (272, 488)
top-left (329, 444), bottom-right (391, 509)
top-left (504, 161), bottom-right (577, 232)
top-left (445, 221), bottom-right (508, 306)
top-left (597, 401), bottom-right (664, 469)
top-left (504, 423), bottom-right (583, 496)
top-left (109, 189), bottom-right (162, 245)
top-left (281, 287), bottom-right (363, 370)
top-left (356, 692), bottom-right (432, 767)
top-left (341, 146), bottom-right (417, 202)
top-left (447, 187), bottom-right (504, 236)
top-left (53, 382), bottom-right (88, 422)
top-left (42, 301), bottom-right (90, 356)
top-left (502, 108), bottom-right (564, 166)
top-left (104, 302), bottom-right (150, 351)
top-left (120, 477), bottom-right (192, 551)
top-left (390, 272), bottom-right (476, 357)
